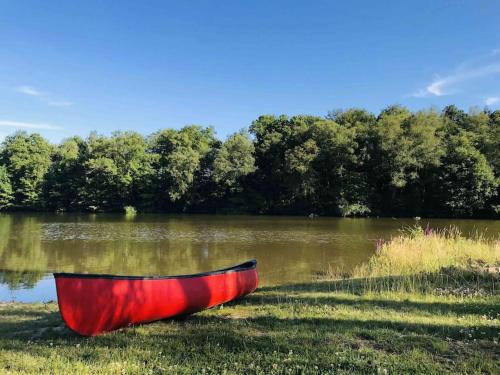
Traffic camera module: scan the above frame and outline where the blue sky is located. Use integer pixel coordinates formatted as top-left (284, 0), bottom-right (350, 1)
top-left (1, 0), bottom-right (499, 143)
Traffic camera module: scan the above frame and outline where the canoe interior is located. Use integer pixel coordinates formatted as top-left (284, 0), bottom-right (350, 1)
top-left (53, 259), bottom-right (257, 280)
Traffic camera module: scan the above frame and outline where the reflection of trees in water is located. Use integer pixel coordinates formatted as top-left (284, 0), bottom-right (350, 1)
top-left (0, 215), bottom-right (258, 285)
top-left (0, 270), bottom-right (45, 289)
top-left (0, 213), bottom-right (335, 288)
top-left (44, 219), bottom-right (251, 276)
top-left (0, 214), bottom-right (11, 255)
top-left (0, 213), bottom-right (392, 289)
top-left (0, 214), bottom-right (47, 288)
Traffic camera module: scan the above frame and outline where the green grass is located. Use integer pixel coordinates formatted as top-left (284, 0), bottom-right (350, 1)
top-left (0, 228), bottom-right (499, 374)
top-left (0, 276), bottom-right (499, 374)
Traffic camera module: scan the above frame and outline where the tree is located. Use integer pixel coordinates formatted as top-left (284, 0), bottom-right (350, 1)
top-left (463, 108), bottom-right (491, 152)
top-left (80, 131), bottom-right (151, 211)
top-left (213, 131), bottom-right (256, 194)
top-left (369, 105), bottom-right (413, 214)
top-left (0, 165), bottom-right (13, 210)
top-left (309, 119), bottom-right (365, 215)
top-left (250, 115), bottom-right (322, 213)
top-left (0, 105), bottom-right (497, 217)
top-left (326, 109), bottom-right (377, 215)
top-left (401, 110), bottom-right (445, 215)
top-left (374, 105), bottom-right (413, 188)
top-left (438, 133), bottom-right (497, 216)
top-left (485, 110), bottom-right (500, 176)
top-left (148, 126), bottom-right (216, 209)
top-left (368, 106), bottom-right (445, 215)
top-left (442, 104), bottom-right (467, 129)
top-left (105, 131), bottom-right (153, 209)
top-left (284, 138), bottom-right (319, 198)
top-left (0, 132), bottom-right (53, 208)
top-left (43, 137), bottom-right (87, 211)
top-left (484, 110), bottom-right (500, 214)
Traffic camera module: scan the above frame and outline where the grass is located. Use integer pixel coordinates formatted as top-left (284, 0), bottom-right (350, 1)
top-left (0, 227), bottom-right (499, 374)
top-left (354, 226), bottom-right (500, 277)
top-left (329, 226), bottom-right (500, 294)
top-left (0, 284), bottom-right (498, 374)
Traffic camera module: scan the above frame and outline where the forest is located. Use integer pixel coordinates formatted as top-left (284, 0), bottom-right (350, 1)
top-left (0, 105), bottom-right (498, 218)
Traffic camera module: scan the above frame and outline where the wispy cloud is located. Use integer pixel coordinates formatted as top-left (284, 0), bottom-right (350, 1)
top-left (0, 120), bottom-right (63, 131)
top-left (413, 49), bottom-right (500, 98)
top-left (15, 85), bottom-right (73, 107)
top-left (16, 85), bottom-right (44, 97)
top-left (485, 97), bottom-right (500, 106)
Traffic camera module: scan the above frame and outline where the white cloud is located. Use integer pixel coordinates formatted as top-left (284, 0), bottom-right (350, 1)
top-left (414, 78), bottom-right (447, 97)
top-left (16, 85), bottom-right (44, 97)
top-left (15, 85), bottom-right (73, 107)
top-left (0, 120), bottom-right (63, 131)
top-left (485, 97), bottom-right (500, 105)
top-left (413, 49), bottom-right (500, 97)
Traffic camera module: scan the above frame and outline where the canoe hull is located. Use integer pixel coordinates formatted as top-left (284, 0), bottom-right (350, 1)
top-left (54, 260), bottom-right (258, 336)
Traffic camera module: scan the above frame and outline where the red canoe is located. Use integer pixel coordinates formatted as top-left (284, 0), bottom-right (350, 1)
top-left (54, 259), bottom-right (258, 336)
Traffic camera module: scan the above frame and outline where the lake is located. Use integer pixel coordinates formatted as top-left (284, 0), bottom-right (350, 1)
top-left (0, 213), bottom-right (498, 302)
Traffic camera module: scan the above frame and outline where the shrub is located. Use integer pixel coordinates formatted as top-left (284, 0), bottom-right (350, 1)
top-left (124, 206), bottom-right (137, 216)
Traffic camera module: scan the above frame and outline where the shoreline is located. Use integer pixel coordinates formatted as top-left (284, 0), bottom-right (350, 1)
top-left (1, 211), bottom-right (500, 220)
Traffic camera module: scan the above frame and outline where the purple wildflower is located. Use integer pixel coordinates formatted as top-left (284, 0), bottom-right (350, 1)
top-left (376, 238), bottom-right (386, 251)
top-left (424, 223), bottom-right (434, 236)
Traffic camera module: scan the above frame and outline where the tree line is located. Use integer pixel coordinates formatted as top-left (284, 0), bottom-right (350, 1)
top-left (0, 105), bottom-right (498, 218)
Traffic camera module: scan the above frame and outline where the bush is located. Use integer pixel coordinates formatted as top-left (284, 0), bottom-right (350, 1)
top-left (124, 206), bottom-right (137, 216)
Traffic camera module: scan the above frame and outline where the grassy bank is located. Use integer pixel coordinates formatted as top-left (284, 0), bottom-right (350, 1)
top-left (354, 226), bottom-right (499, 277)
top-left (328, 226), bottom-right (500, 295)
top-left (0, 228), bottom-right (499, 374)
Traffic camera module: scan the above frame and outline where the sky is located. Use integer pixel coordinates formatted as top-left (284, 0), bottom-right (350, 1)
top-left (1, 0), bottom-right (500, 143)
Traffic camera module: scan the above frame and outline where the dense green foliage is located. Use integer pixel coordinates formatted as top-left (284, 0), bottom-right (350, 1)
top-left (0, 166), bottom-right (13, 210)
top-left (0, 133), bottom-right (53, 208)
top-left (0, 105), bottom-right (498, 217)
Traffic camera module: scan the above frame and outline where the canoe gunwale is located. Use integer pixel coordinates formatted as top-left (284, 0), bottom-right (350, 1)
top-left (53, 259), bottom-right (257, 280)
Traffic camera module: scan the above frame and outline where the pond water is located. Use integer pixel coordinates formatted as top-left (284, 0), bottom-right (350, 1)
top-left (0, 213), bottom-right (498, 302)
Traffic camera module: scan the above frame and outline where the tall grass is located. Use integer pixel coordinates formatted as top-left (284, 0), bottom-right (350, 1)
top-left (355, 226), bottom-right (500, 277)
top-left (328, 226), bottom-right (500, 294)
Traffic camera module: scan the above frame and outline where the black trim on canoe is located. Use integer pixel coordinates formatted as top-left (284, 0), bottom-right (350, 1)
top-left (53, 259), bottom-right (257, 280)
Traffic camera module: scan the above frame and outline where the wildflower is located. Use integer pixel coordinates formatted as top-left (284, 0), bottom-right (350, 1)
top-left (375, 238), bottom-right (386, 251)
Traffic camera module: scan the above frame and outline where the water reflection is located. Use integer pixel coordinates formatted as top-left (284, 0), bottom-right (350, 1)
top-left (0, 213), bottom-right (499, 302)
top-left (0, 270), bottom-right (45, 289)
